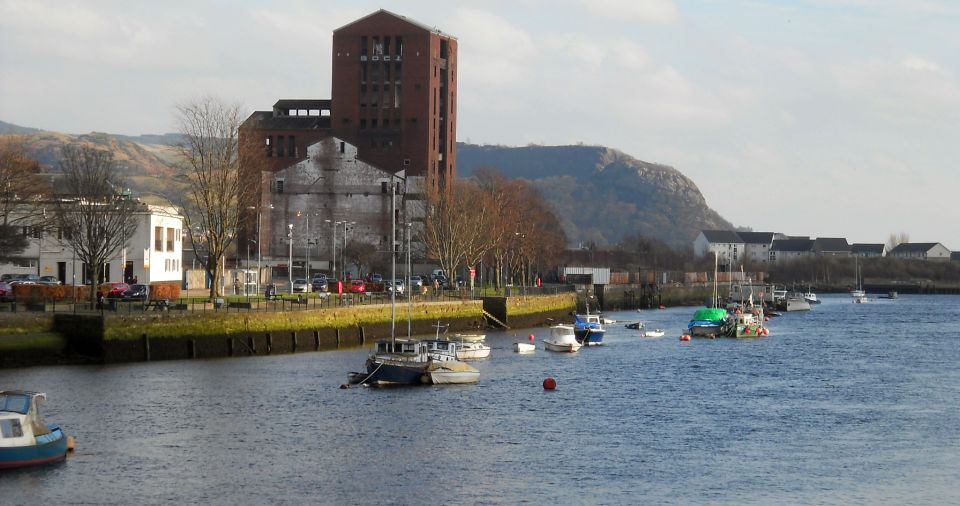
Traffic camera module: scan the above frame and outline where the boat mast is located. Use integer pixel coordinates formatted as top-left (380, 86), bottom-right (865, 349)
top-left (390, 174), bottom-right (396, 346)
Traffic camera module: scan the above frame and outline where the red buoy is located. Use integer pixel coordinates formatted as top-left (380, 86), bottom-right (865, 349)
top-left (659, 305), bottom-right (666, 310)
top-left (543, 377), bottom-right (557, 390)
top-left (528, 334), bottom-right (535, 342)
top-left (679, 334), bottom-right (691, 341)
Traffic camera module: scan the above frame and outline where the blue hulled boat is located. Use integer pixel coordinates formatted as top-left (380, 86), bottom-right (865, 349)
top-left (574, 313), bottom-right (605, 346)
top-left (1, 391), bottom-right (69, 469)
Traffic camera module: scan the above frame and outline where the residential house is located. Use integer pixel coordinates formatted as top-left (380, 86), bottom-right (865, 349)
top-left (769, 238), bottom-right (814, 263)
top-left (812, 237), bottom-right (851, 257)
top-left (693, 230), bottom-right (744, 265)
top-left (850, 243), bottom-right (886, 258)
top-left (737, 232), bottom-right (777, 264)
top-left (888, 243), bottom-right (952, 261)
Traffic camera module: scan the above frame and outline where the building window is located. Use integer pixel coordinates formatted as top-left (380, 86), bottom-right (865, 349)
top-left (288, 136), bottom-right (296, 158)
top-left (275, 179), bottom-right (284, 194)
top-left (276, 137), bottom-right (285, 157)
top-left (339, 141), bottom-right (345, 153)
top-left (166, 227), bottom-right (175, 252)
top-left (265, 136), bottom-right (273, 157)
top-left (154, 227), bottom-right (163, 252)
top-left (360, 118), bottom-right (366, 129)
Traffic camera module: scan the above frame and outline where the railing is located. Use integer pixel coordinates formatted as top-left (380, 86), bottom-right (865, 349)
top-left (0, 284), bottom-right (576, 315)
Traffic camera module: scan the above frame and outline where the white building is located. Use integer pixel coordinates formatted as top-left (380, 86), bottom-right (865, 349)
top-left (0, 203), bottom-right (184, 285)
top-left (693, 230), bottom-right (745, 264)
top-left (888, 242), bottom-right (952, 261)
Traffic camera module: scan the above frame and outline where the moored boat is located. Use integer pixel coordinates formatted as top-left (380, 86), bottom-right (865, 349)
top-left (449, 333), bottom-right (486, 342)
top-left (356, 338), bottom-right (479, 386)
top-left (687, 308), bottom-right (733, 338)
top-left (513, 341), bottom-right (536, 353)
top-left (642, 329), bottom-right (666, 338)
top-left (574, 313), bottom-right (605, 346)
top-left (455, 340), bottom-right (491, 360)
top-left (0, 391), bottom-right (69, 469)
top-left (543, 325), bottom-right (582, 353)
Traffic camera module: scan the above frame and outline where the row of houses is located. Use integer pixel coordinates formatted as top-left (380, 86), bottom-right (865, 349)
top-left (694, 230), bottom-right (957, 264)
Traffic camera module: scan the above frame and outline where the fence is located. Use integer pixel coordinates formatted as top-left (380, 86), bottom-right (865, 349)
top-left (0, 283), bottom-right (576, 315)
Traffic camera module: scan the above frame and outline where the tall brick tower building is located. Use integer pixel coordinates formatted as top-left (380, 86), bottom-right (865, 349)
top-left (331, 10), bottom-right (458, 191)
top-left (237, 10), bottom-right (456, 277)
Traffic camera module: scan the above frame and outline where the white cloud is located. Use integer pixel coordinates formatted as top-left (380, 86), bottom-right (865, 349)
top-left (448, 8), bottom-right (538, 88)
top-left (578, 0), bottom-right (679, 24)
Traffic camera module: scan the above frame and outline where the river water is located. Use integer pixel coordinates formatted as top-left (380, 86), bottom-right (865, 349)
top-left (1, 294), bottom-right (958, 504)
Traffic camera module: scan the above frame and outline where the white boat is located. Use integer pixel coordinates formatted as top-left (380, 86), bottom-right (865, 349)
top-left (0, 391), bottom-right (70, 469)
top-left (803, 286), bottom-right (820, 304)
top-left (543, 325), bottom-right (582, 353)
top-left (851, 257), bottom-right (867, 303)
top-left (449, 333), bottom-right (485, 342)
top-left (600, 317), bottom-right (617, 324)
top-left (513, 341), bottom-right (536, 353)
top-left (642, 329), bottom-right (665, 338)
top-left (455, 340), bottom-right (491, 360)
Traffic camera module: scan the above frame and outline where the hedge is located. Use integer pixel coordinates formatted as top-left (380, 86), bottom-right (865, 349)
top-left (11, 284), bottom-right (87, 301)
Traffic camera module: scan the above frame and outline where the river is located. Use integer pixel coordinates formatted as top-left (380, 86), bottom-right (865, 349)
top-left (2, 294), bottom-right (958, 504)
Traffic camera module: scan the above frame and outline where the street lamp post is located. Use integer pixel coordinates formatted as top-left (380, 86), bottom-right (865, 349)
top-left (287, 223), bottom-right (293, 293)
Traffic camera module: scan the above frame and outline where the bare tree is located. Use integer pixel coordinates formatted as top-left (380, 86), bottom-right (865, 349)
top-left (0, 137), bottom-right (48, 261)
top-left (175, 96), bottom-right (255, 298)
top-left (343, 239), bottom-right (378, 279)
top-left (54, 145), bottom-right (139, 304)
top-left (887, 231), bottom-right (910, 250)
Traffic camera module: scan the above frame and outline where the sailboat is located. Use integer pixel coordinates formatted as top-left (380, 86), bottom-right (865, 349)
top-left (850, 257), bottom-right (867, 303)
top-left (348, 174), bottom-right (478, 386)
top-left (688, 252), bottom-right (733, 337)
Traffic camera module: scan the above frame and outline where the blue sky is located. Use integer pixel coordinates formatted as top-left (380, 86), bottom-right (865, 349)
top-left (2, 0), bottom-right (958, 249)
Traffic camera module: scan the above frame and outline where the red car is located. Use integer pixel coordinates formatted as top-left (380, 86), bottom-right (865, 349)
top-left (349, 280), bottom-right (366, 293)
top-left (0, 281), bottom-right (12, 301)
top-left (102, 282), bottom-right (130, 298)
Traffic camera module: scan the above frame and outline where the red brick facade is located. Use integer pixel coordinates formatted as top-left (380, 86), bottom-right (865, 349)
top-left (331, 10), bottom-right (457, 191)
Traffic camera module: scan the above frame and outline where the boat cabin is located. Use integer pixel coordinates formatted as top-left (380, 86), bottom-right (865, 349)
top-left (1, 391), bottom-right (53, 447)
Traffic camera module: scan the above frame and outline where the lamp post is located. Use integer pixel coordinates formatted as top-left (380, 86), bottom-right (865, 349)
top-left (342, 221), bottom-right (355, 280)
top-left (326, 219), bottom-right (341, 281)
top-left (287, 223), bottom-right (293, 293)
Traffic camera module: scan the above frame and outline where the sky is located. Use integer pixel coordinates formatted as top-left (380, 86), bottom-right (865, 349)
top-left (2, 0), bottom-right (958, 249)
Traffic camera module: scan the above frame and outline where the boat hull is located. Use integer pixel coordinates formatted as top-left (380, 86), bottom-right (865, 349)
top-left (364, 358), bottom-right (428, 386)
top-left (513, 342), bottom-right (536, 353)
top-left (544, 340), bottom-right (582, 352)
top-left (642, 330), bottom-right (665, 338)
top-left (574, 329), bottom-right (605, 346)
top-left (689, 323), bottom-right (723, 337)
top-left (0, 426), bottom-right (68, 469)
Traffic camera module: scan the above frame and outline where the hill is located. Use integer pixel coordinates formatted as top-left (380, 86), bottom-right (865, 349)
top-left (1, 120), bottom-right (734, 248)
top-left (0, 122), bottom-right (184, 204)
top-left (456, 143), bottom-right (733, 248)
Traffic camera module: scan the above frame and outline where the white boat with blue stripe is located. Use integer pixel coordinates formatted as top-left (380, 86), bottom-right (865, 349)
top-left (1, 391), bottom-right (69, 469)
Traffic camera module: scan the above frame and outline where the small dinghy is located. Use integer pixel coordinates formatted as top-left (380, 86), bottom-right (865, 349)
top-left (0, 391), bottom-right (70, 469)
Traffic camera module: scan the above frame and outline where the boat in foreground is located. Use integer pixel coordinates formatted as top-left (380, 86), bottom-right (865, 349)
top-left (0, 391), bottom-right (69, 469)
top-left (543, 325), bottom-right (582, 353)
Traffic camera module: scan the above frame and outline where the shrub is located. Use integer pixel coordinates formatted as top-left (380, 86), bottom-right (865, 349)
top-left (149, 281), bottom-right (181, 300)
top-left (11, 284), bottom-right (86, 301)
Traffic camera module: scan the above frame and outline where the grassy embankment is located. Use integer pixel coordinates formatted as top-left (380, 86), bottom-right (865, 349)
top-left (102, 300), bottom-right (485, 341)
top-left (0, 314), bottom-right (64, 353)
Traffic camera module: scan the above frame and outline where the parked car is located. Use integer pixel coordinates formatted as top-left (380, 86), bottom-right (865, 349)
top-left (311, 274), bottom-right (328, 292)
top-left (0, 281), bottom-right (13, 301)
top-left (120, 284), bottom-right (149, 300)
top-left (8, 274), bottom-right (41, 285)
top-left (385, 279), bottom-right (405, 296)
top-left (433, 274), bottom-right (448, 287)
top-left (368, 273), bottom-right (383, 283)
top-left (291, 279), bottom-right (311, 293)
top-left (409, 275), bottom-right (424, 288)
top-left (349, 280), bottom-right (366, 293)
top-left (0, 274), bottom-right (15, 282)
top-left (103, 282), bottom-right (130, 298)
top-left (39, 276), bottom-right (61, 285)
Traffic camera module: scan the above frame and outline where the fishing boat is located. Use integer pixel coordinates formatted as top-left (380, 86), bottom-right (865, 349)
top-left (353, 338), bottom-right (479, 385)
top-left (624, 322), bottom-right (644, 330)
top-left (543, 325), bottom-right (582, 353)
top-left (687, 307), bottom-right (733, 338)
top-left (643, 328), bottom-right (666, 338)
top-left (727, 306), bottom-right (768, 338)
top-left (455, 340), bottom-right (491, 360)
top-left (573, 303), bottom-right (605, 345)
top-left (803, 287), bottom-right (821, 304)
top-left (0, 391), bottom-right (69, 469)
